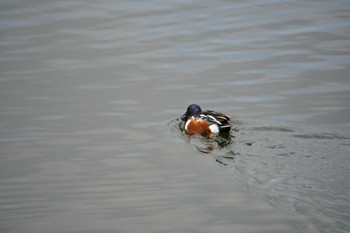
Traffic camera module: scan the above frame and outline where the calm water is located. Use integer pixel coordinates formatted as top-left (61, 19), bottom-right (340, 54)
top-left (1, 0), bottom-right (350, 232)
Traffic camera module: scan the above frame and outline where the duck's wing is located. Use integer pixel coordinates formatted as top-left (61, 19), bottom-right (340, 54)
top-left (199, 110), bottom-right (231, 125)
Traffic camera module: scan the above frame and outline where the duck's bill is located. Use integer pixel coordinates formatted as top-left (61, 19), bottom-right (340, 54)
top-left (178, 113), bottom-right (186, 121)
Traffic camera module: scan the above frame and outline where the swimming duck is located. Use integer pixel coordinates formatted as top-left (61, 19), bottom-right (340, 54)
top-left (179, 104), bottom-right (231, 136)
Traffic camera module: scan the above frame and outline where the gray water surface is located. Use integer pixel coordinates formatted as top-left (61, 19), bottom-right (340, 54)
top-left (1, 0), bottom-right (350, 232)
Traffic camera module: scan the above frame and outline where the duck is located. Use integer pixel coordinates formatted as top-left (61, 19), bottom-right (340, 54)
top-left (179, 104), bottom-right (231, 136)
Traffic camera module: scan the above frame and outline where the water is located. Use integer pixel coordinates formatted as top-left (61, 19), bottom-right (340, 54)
top-left (1, 0), bottom-right (350, 232)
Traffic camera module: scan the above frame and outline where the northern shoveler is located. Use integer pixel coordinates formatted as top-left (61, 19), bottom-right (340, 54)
top-left (179, 104), bottom-right (231, 136)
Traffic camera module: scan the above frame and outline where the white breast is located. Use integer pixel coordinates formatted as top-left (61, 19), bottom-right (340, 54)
top-left (184, 118), bottom-right (192, 131)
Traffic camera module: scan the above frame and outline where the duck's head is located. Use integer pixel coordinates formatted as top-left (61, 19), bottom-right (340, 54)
top-left (179, 104), bottom-right (202, 121)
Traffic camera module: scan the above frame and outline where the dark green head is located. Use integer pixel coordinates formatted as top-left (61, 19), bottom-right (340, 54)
top-left (180, 104), bottom-right (202, 121)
